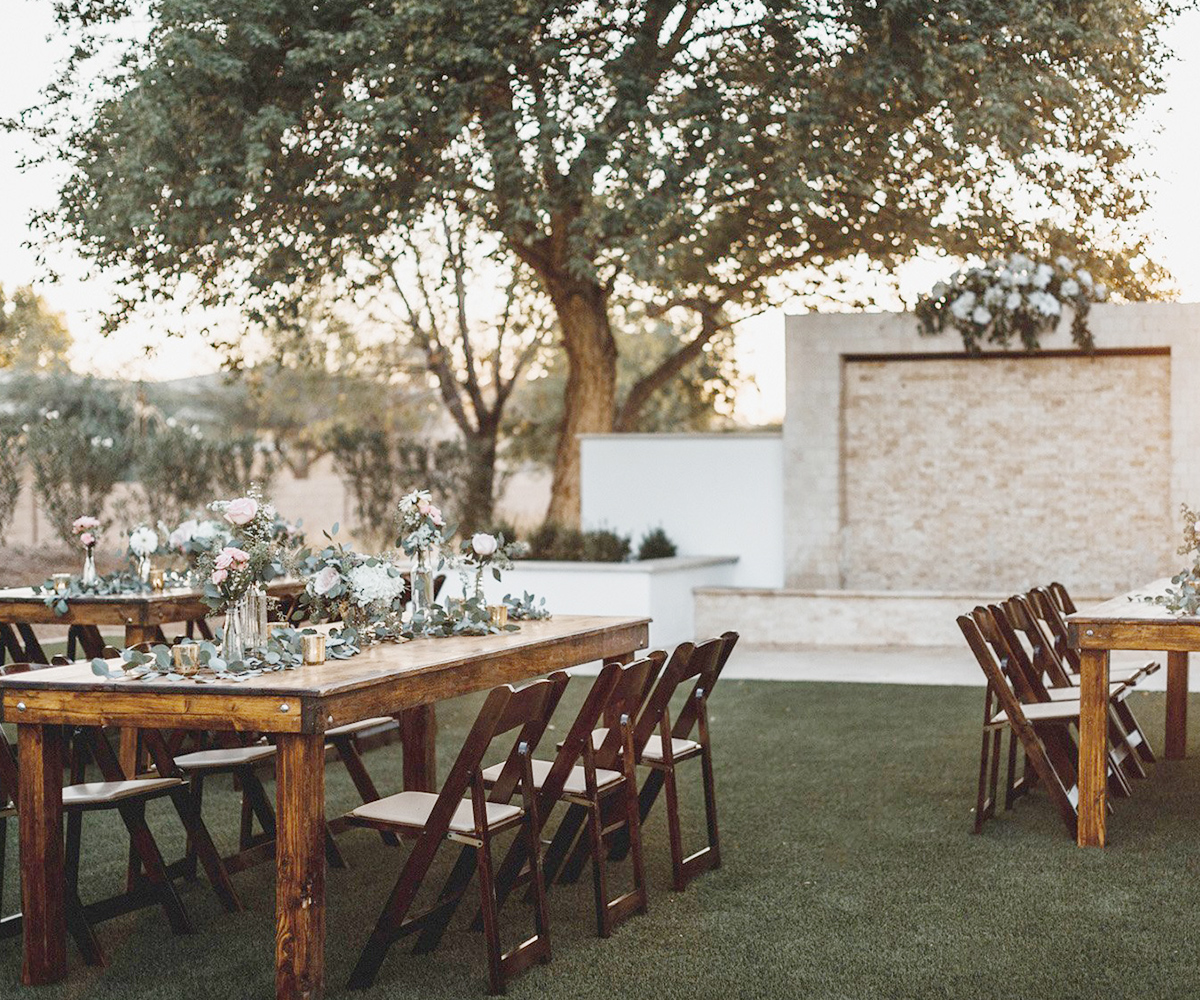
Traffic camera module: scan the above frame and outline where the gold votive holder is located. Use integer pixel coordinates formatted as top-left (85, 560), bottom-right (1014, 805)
top-left (487, 604), bottom-right (508, 628)
top-left (148, 568), bottom-right (166, 592)
top-left (302, 633), bottom-right (326, 665)
top-left (52, 573), bottom-right (71, 594)
top-left (172, 644), bottom-right (201, 677)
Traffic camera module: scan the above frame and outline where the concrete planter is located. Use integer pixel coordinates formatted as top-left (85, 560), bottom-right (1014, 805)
top-left (480, 555), bottom-right (739, 648)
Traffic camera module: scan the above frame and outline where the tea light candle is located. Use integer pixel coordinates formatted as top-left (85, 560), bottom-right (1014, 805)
top-left (148, 568), bottom-right (166, 592)
top-left (302, 633), bottom-right (326, 665)
top-left (52, 573), bottom-right (71, 594)
top-left (172, 644), bottom-right (200, 676)
top-left (487, 604), bottom-right (509, 628)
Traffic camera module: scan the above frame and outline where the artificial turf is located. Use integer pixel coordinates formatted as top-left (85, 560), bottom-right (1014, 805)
top-left (1, 679), bottom-right (1198, 1000)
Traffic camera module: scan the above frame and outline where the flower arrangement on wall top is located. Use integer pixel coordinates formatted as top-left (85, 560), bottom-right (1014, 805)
top-left (916, 253), bottom-right (1109, 353)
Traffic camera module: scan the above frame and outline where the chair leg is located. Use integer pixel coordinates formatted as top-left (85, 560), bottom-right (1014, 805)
top-left (66, 886), bottom-right (105, 967)
top-left (185, 775), bottom-right (204, 881)
top-left (333, 736), bottom-right (399, 847)
top-left (476, 839), bottom-right (504, 995)
top-left (348, 839), bottom-right (435, 989)
top-left (622, 779), bottom-right (649, 920)
top-left (1001, 728), bottom-right (1015, 810)
top-left (662, 764), bottom-right (686, 891)
top-left (166, 786), bottom-right (242, 913)
top-left (699, 743), bottom-right (721, 872)
top-left (586, 797), bottom-right (611, 937)
top-left (117, 799), bottom-right (193, 935)
top-left (414, 846), bottom-right (478, 954)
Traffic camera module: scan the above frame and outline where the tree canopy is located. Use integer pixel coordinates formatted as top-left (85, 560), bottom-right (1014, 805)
top-left (34, 0), bottom-right (1182, 522)
top-left (0, 285), bottom-right (72, 371)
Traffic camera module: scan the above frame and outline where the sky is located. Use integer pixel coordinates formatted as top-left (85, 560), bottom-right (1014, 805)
top-left (3, 1), bottom-right (1200, 426)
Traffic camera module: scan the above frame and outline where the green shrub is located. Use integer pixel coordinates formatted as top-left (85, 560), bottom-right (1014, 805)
top-left (582, 528), bottom-right (631, 562)
top-left (637, 527), bottom-right (677, 560)
top-left (529, 523), bottom-right (630, 562)
top-left (0, 421), bottom-right (25, 542)
top-left (136, 421), bottom-right (219, 526)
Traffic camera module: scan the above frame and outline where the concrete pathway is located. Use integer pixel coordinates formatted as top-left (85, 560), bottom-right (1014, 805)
top-left (724, 645), bottom-right (1194, 691)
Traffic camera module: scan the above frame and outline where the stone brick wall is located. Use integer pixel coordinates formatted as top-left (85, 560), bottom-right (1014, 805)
top-left (784, 303), bottom-right (1200, 594)
top-left (840, 352), bottom-right (1173, 593)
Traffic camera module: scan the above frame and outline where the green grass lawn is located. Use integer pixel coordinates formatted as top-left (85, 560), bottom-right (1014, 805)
top-left (2, 679), bottom-right (1198, 1000)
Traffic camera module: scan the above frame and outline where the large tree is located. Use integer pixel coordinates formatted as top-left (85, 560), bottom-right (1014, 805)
top-left (35, 0), bottom-right (1178, 522)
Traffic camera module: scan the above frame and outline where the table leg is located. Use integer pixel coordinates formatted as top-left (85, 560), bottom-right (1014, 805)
top-left (400, 704), bottom-right (437, 792)
top-left (275, 732), bottom-right (326, 1000)
top-left (1077, 647), bottom-right (1110, 848)
top-left (18, 723), bottom-right (66, 984)
top-left (1166, 650), bottom-right (1189, 760)
top-left (120, 625), bottom-right (159, 778)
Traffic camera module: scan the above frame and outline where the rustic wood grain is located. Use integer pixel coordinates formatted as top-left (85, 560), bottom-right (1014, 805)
top-left (18, 724), bottom-right (66, 985)
top-left (1076, 647), bottom-right (1110, 848)
top-left (1166, 650), bottom-right (1189, 760)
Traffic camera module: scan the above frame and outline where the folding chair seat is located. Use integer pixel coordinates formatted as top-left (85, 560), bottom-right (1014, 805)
top-left (0, 662), bottom-right (236, 967)
top-left (560, 632), bottom-right (738, 893)
top-left (346, 676), bottom-right (563, 994)
top-left (480, 655), bottom-right (661, 938)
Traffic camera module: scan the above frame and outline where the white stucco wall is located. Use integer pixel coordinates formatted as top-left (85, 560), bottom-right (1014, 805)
top-left (579, 433), bottom-right (784, 588)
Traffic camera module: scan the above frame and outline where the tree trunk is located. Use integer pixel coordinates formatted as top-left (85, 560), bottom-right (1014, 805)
top-left (460, 432), bottom-right (497, 536)
top-left (543, 279), bottom-right (618, 527)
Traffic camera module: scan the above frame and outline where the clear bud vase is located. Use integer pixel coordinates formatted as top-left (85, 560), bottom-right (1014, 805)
top-left (223, 599), bottom-right (247, 662)
top-left (244, 584), bottom-right (269, 650)
top-left (81, 547), bottom-right (98, 586)
top-left (137, 554), bottom-right (151, 585)
top-left (411, 549), bottom-right (435, 616)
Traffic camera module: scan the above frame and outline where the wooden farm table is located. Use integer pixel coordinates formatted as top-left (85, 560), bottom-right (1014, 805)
top-left (1068, 579), bottom-right (1193, 848)
top-left (0, 613), bottom-right (649, 999)
top-left (0, 579), bottom-right (305, 648)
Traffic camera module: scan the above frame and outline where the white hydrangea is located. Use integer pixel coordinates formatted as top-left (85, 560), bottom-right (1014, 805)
top-left (347, 563), bottom-right (406, 606)
top-left (949, 292), bottom-right (977, 320)
top-left (1027, 290), bottom-right (1062, 317)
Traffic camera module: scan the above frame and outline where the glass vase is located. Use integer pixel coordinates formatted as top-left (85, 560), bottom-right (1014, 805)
top-left (223, 585), bottom-right (268, 662)
top-left (223, 599), bottom-right (247, 662)
top-left (137, 554), bottom-right (151, 585)
top-left (411, 550), bottom-right (435, 617)
top-left (244, 584), bottom-right (269, 650)
top-left (81, 547), bottom-right (98, 586)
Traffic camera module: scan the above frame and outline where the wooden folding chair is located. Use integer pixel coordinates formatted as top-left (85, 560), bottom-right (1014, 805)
top-left (0, 663), bottom-right (220, 965)
top-left (346, 676), bottom-right (563, 994)
top-left (478, 655), bottom-right (662, 938)
top-left (976, 605), bottom-right (1138, 796)
top-left (958, 613), bottom-right (1084, 837)
top-left (1005, 595), bottom-right (1155, 770)
top-left (561, 632), bottom-right (738, 892)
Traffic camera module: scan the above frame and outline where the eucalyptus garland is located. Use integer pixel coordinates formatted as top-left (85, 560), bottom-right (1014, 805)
top-left (90, 625), bottom-right (362, 683)
top-left (34, 569), bottom-right (191, 616)
top-left (1140, 505), bottom-right (1200, 616)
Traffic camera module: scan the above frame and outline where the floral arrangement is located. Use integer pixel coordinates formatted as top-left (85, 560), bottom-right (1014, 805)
top-left (198, 487), bottom-right (284, 614)
top-left (297, 526), bottom-right (408, 638)
top-left (72, 515), bottom-right (100, 552)
top-left (128, 525), bottom-right (159, 559)
top-left (1141, 505), bottom-right (1200, 616)
top-left (396, 489), bottom-right (447, 563)
top-left (166, 517), bottom-right (231, 561)
top-left (915, 253), bottom-right (1109, 353)
top-left (456, 532), bottom-right (529, 602)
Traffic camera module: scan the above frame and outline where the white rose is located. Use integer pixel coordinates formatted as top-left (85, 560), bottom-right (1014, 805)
top-left (472, 533), bottom-right (499, 557)
top-left (312, 565), bottom-right (342, 596)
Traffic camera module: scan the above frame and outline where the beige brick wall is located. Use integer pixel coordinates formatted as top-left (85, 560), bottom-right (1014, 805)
top-left (839, 352), bottom-right (1174, 593)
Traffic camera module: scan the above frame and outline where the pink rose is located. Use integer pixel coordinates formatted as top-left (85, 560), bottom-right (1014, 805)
top-left (417, 499), bottom-right (432, 515)
top-left (428, 505), bottom-right (444, 527)
top-left (223, 497), bottom-right (259, 526)
top-left (214, 546), bottom-right (250, 571)
top-left (312, 565), bottom-right (341, 596)
top-left (72, 516), bottom-right (100, 533)
top-left (79, 532), bottom-right (95, 548)
top-left (211, 568), bottom-right (228, 585)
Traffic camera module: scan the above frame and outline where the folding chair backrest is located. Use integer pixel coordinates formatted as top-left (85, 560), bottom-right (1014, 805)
top-left (958, 615), bottom-right (1037, 733)
top-left (1000, 596), bottom-right (1074, 692)
top-left (970, 607), bottom-right (1042, 704)
top-left (437, 675), bottom-right (566, 822)
top-left (1048, 581), bottom-right (1078, 615)
top-left (592, 654), bottom-right (666, 765)
top-left (1029, 587), bottom-right (1082, 674)
top-left (632, 636), bottom-right (726, 753)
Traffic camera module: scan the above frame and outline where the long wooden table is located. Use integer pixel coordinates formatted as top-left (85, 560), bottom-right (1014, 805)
top-left (0, 580), bottom-right (305, 649)
top-left (1068, 580), bottom-right (1192, 847)
top-left (0, 614), bottom-right (649, 999)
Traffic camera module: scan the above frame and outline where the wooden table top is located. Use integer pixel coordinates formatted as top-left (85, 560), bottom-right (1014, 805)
top-left (0, 578), bottom-right (304, 626)
top-left (1068, 578), bottom-right (1200, 650)
top-left (0, 615), bottom-right (651, 734)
